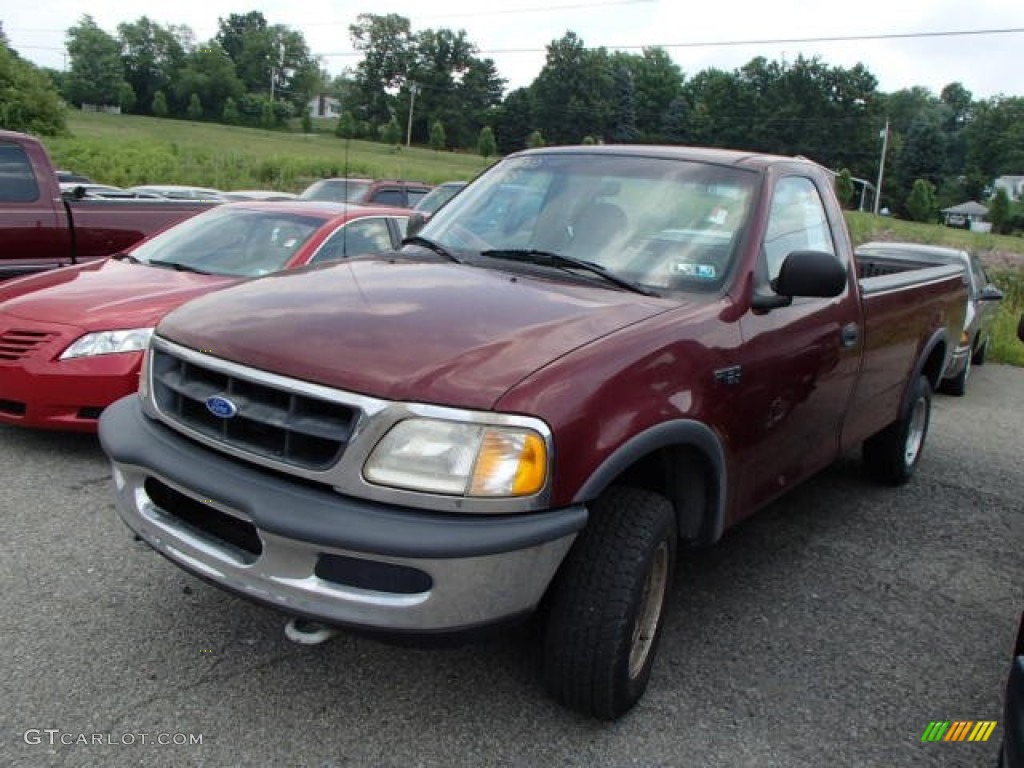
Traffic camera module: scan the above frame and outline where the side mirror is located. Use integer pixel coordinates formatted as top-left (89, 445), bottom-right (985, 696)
top-left (405, 211), bottom-right (428, 239)
top-left (1018, 313), bottom-right (1024, 343)
top-left (979, 284), bottom-right (1004, 302)
top-left (752, 250), bottom-right (847, 311)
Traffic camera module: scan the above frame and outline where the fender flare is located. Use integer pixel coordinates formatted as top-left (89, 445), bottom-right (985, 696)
top-left (904, 327), bottom-right (948, 413)
top-left (573, 419), bottom-right (729, 544)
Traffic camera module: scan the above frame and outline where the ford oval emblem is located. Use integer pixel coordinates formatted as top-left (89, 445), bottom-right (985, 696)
top-left (205, 395), bottom-right (238, 419)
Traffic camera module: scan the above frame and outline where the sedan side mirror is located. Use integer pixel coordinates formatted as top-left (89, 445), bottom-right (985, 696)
top-left (979, 284), bottom-right (1004, 302)
top-left (1018, 313), bottom-right (1024, 343)
top-left (405, 211), bottom-right (428, 239)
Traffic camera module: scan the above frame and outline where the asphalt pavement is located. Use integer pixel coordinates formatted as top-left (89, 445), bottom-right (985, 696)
top-left (1, 365), bottom-right (1021, 768)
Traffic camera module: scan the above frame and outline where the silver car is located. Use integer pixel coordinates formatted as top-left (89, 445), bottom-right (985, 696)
top-left (856, 242), bottom-right (1003, 396)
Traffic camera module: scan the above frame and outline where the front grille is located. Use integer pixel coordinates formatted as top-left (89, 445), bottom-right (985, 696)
top-left (0, 329), bottom-right (57, 361)
top-left (151, 347), bottom-right (357, 470)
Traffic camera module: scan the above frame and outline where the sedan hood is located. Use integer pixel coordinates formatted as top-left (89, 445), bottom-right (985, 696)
top-left (158, 258), bottom-right (670, 409)
top-left (0, 259), bottom-right (234, 330)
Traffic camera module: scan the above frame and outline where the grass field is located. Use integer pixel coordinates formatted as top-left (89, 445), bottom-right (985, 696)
top-left (44, 111), bottom-right (1024, 365)
top-left (46, 111), bottom-right (492, 192)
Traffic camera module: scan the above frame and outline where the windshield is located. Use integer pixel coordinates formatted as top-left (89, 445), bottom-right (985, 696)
top-left (300, 179), bottom-right (372, 203)
top-left (417, 153), bottom-right (757, 293)
top-left (131, 206), bottom-right (324, 277)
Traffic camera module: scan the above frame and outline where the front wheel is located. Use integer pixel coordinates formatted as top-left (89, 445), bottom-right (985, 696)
top-left (542, 486), bottom-right (676, 720)
top-left (862, 375), bottom-right (932, 485)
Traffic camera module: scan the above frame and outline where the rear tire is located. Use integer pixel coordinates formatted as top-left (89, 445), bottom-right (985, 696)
top-left (939, 354), bottom-right (970, 397)
top-left (972, 337), bottom-right (988, 365)
top-left (542, 486), bottom-right (676, 720)
top-left (863, 375), bottom-right (932, 485)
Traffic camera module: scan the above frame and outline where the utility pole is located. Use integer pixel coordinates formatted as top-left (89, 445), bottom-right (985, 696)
top-left (873, 120), bottom-right (889, 215)
top-left (406, 83), bottom-right (419, 147)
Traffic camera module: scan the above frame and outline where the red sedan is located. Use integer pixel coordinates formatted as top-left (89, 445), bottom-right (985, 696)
top-left (0, 201), bottom-right (410, 431)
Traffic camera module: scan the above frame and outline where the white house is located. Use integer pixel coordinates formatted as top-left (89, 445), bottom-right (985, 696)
top-left (994, 175), bottom-right (1024, 200)
top-left (307, 94), bottom-right (341, 118)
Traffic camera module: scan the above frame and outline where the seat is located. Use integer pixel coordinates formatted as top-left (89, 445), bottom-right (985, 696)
top-left (566, 202), bottom-right (628, 258)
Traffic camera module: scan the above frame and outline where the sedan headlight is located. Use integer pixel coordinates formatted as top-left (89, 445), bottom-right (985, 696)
top-left (59, 328), bottom-right (154, 360)
top-left (364, 418), bottom-right (548, 497)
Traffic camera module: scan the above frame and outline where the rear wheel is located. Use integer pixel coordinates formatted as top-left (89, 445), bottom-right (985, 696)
top-left (972, 337), bottom-right (989, 365)
top-left (863, 375), bottom-right (932, 485)
top-left (543, 486), bottom-right (676, 720)
top-left (939, 354), bottom-right (970, 397)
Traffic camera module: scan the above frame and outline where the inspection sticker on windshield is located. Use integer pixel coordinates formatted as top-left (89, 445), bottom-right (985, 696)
top-left (672, 262), bottom-right (717, 280)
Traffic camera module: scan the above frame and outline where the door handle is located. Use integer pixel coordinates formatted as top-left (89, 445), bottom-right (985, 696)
top-left (841, 322), bottom-right (860, 348)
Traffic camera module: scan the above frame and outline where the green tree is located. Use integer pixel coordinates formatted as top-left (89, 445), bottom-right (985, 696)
top-left (173, 42), bottom-right (244, 120)
top-left (531, 32), bottom-right (614, 144)
top-left (989, 187), bottom-right (1011, 234)
top-left (151, 90), bottom-right (168, 117)
top-left (335, 111), bottom-right (356, 139)
top-left (222, 96), bottom-right (239, 124)
top-left (906, 178), bottom-right (937, 222)
top-left (187, 92), bottom-right (203, 120)
top-left (301, 108), bottom-right (313, 133)
top-left (381, 115), bottom-right (402, 145)
top-left (66, 15), bottom-right (128, 107)
top-left (0, 42), bottom-right (67, 135)
top-left (429, 119), bottom-right (446, 150)
top-left (526, 129), bottom-right (545, 148)
top-left (118, 17), bottom-right (188, 115)
top-left (494, 87), bottom-right (534, 154)
top-left (349, 14), bottom-right (415, 127)
top-left (609, 64), bottom-right (638, 143)
top-left (630, 47), bottom-right (684, 142)
top-left (836, 169), bottom-right (855, 209)
top-left (477, 126), bottom-right (496, 159)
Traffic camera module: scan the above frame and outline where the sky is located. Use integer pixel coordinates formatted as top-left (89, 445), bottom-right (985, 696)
top-left (5, 0), bottom-right (1024, 99)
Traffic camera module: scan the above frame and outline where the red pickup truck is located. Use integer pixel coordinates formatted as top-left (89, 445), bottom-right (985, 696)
top-left (0, 129), bottom-right (216, 279)
top-left (98, 145), bottom-right (968, 719)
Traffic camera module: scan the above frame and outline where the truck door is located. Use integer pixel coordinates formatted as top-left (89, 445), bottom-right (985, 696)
top-left (731, 174), bottom-right (862, 516)
top-left (0, 140), bottom-right (68, 278)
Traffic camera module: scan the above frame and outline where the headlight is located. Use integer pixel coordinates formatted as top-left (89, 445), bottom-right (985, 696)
top-left (59, 328), bottom-right (154, 360)
top-left (364, 418), bottom-right (548, 497)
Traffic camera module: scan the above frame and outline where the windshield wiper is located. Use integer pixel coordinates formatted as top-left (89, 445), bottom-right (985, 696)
top-left (480, 249), bottom-right (657, 296)
top-left (111, 252), bottom-right (141, 264)
top-left (147, 260), bottom-right (214, 275)
top-left (401, 235), bottom-right (462, 263)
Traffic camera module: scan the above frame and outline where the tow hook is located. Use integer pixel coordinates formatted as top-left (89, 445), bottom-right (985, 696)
top-left (284, 617), bottom-right (339, 645)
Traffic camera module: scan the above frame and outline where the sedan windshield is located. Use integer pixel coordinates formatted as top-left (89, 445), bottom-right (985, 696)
top-left (299, 179), bottom-right (372, 203)
top-left (417, 153), bottom-right (757, 294)
top-left (131, 206), bottom-right (324, 277)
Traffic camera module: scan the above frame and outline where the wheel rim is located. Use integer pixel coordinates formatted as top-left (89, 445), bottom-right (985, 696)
top-left (904, 396), bottom-right (928, 467)
top-left (628, 541), bottom-right (669, 680)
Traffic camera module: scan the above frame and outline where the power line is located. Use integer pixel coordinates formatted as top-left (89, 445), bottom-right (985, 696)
top-left (313, 25), bottom-right (1024, 58)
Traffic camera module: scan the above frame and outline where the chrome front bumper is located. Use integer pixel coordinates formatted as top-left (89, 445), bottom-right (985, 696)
top-left (101, 396), bottom-right (586, 632)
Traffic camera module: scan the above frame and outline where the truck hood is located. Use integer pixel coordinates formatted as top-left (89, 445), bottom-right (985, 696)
top-left (0, 259), bottom-right (234, 330)
top-left (158, 258), bottom-right (670, 409)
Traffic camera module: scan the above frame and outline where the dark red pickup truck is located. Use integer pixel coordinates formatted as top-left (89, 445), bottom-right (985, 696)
top-left (99, 145), bottom-right (968, 719)
top-left (0, 130), bottom-right (216, 279)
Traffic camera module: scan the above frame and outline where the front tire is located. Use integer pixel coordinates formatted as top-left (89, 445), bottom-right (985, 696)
top-left (862, 375), bottom-right (932, 485)
top-left (972, 336), bottom-right (988, 365)
top-left (543, 486), bottom-right (676, 720)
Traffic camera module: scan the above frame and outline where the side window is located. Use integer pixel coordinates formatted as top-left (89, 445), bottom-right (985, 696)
top-left (0, 143), bottom-right (41, 203)
top-left (406, 189), bottom-right (429, 208)
top-left (311, 218), bottom-right (395, 264)
top-left (370, 188), bottom-right (405, 207)
top-left (763, 176), bottom-right (835, 281)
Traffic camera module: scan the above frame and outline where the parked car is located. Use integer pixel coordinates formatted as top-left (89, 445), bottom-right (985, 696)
top-left (223, 190), bottom-right (298, 201)
top-left (55, 170), bottom-right (92, 185)
top-left (59, 183), bottom-right (164, 199)
top-left (0, 201), bottom-right (410, 432)
top-left (128, 185), bottom-right (229, 201)
top-left (856, 241), bottom-right (1003, 396)
top-left (413, 181), bottom-right (468, 215)
top-left (299, 178), bottom-right (433, 208)
top-left (1, 130), bottom-right (216, 280)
